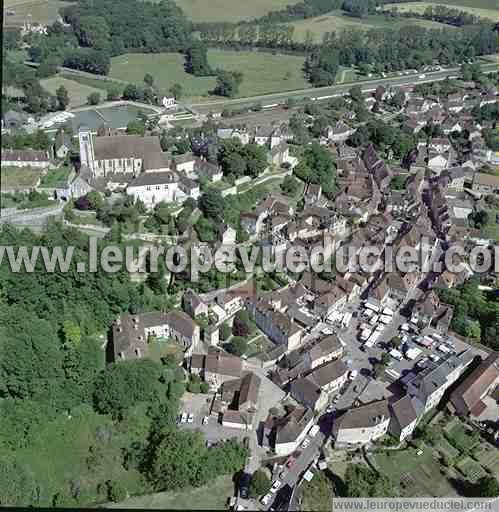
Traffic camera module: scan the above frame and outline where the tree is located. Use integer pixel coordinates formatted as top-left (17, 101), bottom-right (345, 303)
top-left (195, 216), bottom-right (216, 242)
top-left (389, 336), bottom-right (401, 349)
top-left (36, 59), bottom-right (59, 78)
top-left (301, 470), bottom-right (334, 511)
top-left (144, 73), bottom-right (154, 87)
top-left (87, 92), bottom-right (101, 105)
top-left (199, 189), bottom-right (224, 220)
top-left (56, 85), bottom-right (69, 110)
top-left (186, 42), bottom-right (212, 76)
top-left (281, 175), bottom-right (300, 196)
top-left (62, 319), bottom-right (81, 348)
top-left (107, 86), bottom-right (122, 101)
top-left (349, 85), bottom-right (363, 103)
top-left (225, 336), bottom-right (248, 356)
top-left (145, 429), bottom-right (247, 491)
top-left (86, 191), bottom-right (104, 210)
top-left (93, 359), bottom-right (163, 417)
top-left (220, 322), bottom-right (231, 341)
top-left (187, 374), bottom-right (202, 393)
top-left (213, 70), bottom-right (243, 98)
top-left (233, 310), bottom-right (250, 337)
top-left (344, 465), bottom-right (395, 497)
top-left (294, 143), bottom-right (336, 197)
top-left (123, 84), bottom-right (143, 101)
top-left (469, 476), bottom-right (499, 498)
top-left (468, 210), bottom-right (489, 229)
top-left (106, 480), bottom-right (127, 502)
top-left (77, 15), bottom-right (110, 48)
top-left (249, 470), bottom-right (271, 498)
top-left (169, 83), bottom-right (183, 100)
top-left (126, 119), bottom-right (146, 136)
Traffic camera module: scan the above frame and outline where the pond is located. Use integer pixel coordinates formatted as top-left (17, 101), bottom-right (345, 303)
top-left (45, 104), bottom-right (158, 133)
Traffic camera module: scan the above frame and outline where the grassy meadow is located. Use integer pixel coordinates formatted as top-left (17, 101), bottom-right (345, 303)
top-left (109, 51), bottom-right (308, 100)
top-left (164, 0), bottom-right (299, 22)
top-left (288, 10), bottom-right (453, 42)
top-left (40, 76), bottom-right (103, 108)
top-left (106, 475), bottom-right (235, 509)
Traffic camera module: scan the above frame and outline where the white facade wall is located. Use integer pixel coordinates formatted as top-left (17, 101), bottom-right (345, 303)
top-left (2, 159), bottom-right (49, 169)
top-left (127, 182), bottom-right (179, 208)
top-left (336, 417), bottom-right (390, 446)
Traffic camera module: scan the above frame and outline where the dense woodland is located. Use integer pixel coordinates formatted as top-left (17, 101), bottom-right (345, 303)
top-left (437, 279), bottom-right (498, 350)
top-left (0, 223), bottom-right (248, 506)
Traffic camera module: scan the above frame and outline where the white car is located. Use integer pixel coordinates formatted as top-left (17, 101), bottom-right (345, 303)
top-left (261, 493), bottom-right (272, 505)
top-left (270, 480), bottom-right (282, 493)
top-left (180, 412), bottom-right (187, 423)
top-left (202, 416), bottom-right (209, 425)
top-left (187, 413), bottom-right (194, 423)
top-left (301, 438), bottom-right (310, 449)
top-left (308, 425), bottom-right (320, 437)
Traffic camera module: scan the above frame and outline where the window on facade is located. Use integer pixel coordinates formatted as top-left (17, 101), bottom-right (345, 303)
top-left (156, 186), bottom-right (160, 190)
top-left (146, 186), bottom-right (151, 191)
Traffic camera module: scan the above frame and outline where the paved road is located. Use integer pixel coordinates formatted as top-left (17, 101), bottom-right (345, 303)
top-left (264, 431), bottom-right (325, 510)
top-left (189, 63), bottom-right (498, 113)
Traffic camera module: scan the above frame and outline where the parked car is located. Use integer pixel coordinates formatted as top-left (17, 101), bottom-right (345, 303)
top-left (187, 413), bottom-right (194, 423)
top-left (286, 456), bottom-right (296, 468)
top-left (301, 438), bottom-right (310, 449)
top-left (270, 480), bottom-right (282, 493)
top-left (308, 425), bottom-right (320, 437)
top-left (180, 412), bottom-right (187, 423)
top-left (239, 472), bottom-right (251, 499)
top-left (202, 416), bottom-right (209, 425)
top-left (261, 493), bottom-right (272, 505)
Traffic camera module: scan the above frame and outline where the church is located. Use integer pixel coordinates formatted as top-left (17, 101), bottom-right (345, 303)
top-left (78, 126), bottom-right (199, 207)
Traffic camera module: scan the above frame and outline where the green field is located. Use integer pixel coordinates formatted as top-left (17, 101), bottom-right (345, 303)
top-left (444, 419), bottom-right (481, 453)
top-left (1, 166), bottom-right (42, 190)
top-left (3, 0), bottom-right (75, 27)
top-left (107, 475), bottom-right (235, 509)
top-left (60, 72), bottom-right (126, 94)
top-left (288, 10), bottom-right (452, 42)
top-left (384, 2), bottom-right (499, 22)
top-left (38, 166), bottom-right (72, 188)
top-left (109, 51), bottom-right (308, 100)
top-left (40, 76), bottom-right (103, 108)
top-left (374, 445), bottom-right (456, 497)
top-left (456, 457), bottom-right (488, 482)
top-left (166, 0), bottom-right (298, 22)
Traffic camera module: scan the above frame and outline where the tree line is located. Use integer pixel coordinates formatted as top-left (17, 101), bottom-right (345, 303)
top-left (305, 24), bottom-right (497, 86)
top-left (382, 4), bottom-right (488, 27)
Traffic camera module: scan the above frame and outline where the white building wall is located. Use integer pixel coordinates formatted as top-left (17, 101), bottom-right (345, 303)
top-left (336, 418), bottom-right (390, 446)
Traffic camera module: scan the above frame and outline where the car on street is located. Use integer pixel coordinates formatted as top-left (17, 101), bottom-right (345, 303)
top-left (261, 493), bottom-right (272, 505)
top-left (180, 412), bottom-right (187, 423)
top-left (301, 438), bottom-right (310, 449)
top-left (286, 456), bottom-right (296, 468)
top-left (202, 415), bottom-right (209, 425)
top-left (239, 472), bottom-right (251, 499)
top-left (270, 480), bottom-right (282, 493)
top-left (308, 425), bottom-right (320, 437)
top-left (187, 413), bottom-right (194, 423)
